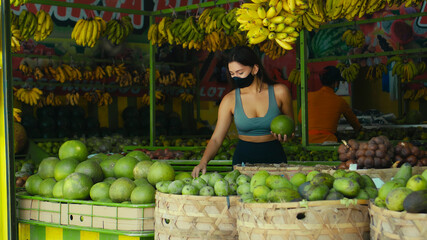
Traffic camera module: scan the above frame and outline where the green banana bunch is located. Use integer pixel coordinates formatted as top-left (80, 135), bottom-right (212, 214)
top-left (170, 16), bottom-right (204, 47)
top-left (34, 10), bottom-right (54, 41)
top-left (106, 16), bottom-right (134, 45)
top-left (18, 10), bottom-right (37, 40)
top-left (198, 7), bottom-right (240, 35)
top-left (10, 0), bottom-right (30, 7)
top-left (342, 29), bottom-right (365, 48)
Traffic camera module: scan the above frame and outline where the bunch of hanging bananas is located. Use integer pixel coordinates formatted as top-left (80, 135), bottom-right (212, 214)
top-left (95, 66), bottom-right (107, 80)
top-left (18, 63), bottom-right (32, 76)
top-left (131, 70), bottom-right (142, 85)
top-left (10, 0), bottom-right (30, 7)
top-left (171, 16), bottom-right (204, 47)
top-left (179, 92), bottom-right (194, 103)
top-left (324, 0), bottom-right (386, 22)
top-left (13, 108), bottom-right (22, 123)
top-left (34, 10), bottom-right (54, 41)
top-left (147, 17), bottom-right (174, 46)
top-left (388, 0), bottom-right (424, 7)
top-left (142, 68), bottom-right (161, 86)
top-left (198, 7), bottom-right (240, 35)
top-left (388, 56), bottom-right (421, 82)
top-left (403, 88), bottom-right (427, 101)
top-left (71, 17), bottom-right (106, 47)
top-left (337, 62), bottom-right (361, 82)
top-left (141, 93), bottom-right (150, 106)
top-left (98, 92), bottom-right (113, 106)
top-left (84, 90), bottom-right (102, 104)
top-left (287, 67), bottom-right (310, 85)
top-left (366, 63), bottom-right (387, 81)
top-left (236, 1), bottom-right (301, 50)
top-left (42, 65), bottom-right (57, 79)
top-left (66, 91), bottom-right (80, 106)
top-left (202, 31), bottom-right (246, 52)
top-left (83, 66), bottom-right (94, 81)
top-left (141, 91), bottom-right (165, 106)
top-left (55, 64), bottom-right (82, 83)
top-left (11, 24), bottom-right (22, 53)
top-left (18, 10), bottom-right (37, 40)
top-left (155, 91), bottom-right (165, 101)
top-left (106, 16), bottom-right (134, 45)
top-left (34, 67), bottom-right (44, 80)
top-left (115, 71), bottom-right (134, 87)
top-left (14, 87), bottom-right (43, 106)
top-left (158, 70), bottom-right (177, 86)
top-left (177, 73), bottom-right (196, 88)
top-left (342, 29), bottom-right (365, 48)
top-left (45, 92), bottom-right (61, 106)
top-left (260, 40), bottom-right (287, 59)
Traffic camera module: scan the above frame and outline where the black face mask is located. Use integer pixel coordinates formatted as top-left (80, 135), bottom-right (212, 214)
top-left (233, 73), bottom-right (254, 89)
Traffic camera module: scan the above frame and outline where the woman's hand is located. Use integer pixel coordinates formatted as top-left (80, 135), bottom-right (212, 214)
top-left (192, 162), bottom-right (207, 178)
top-left (271, 131), bottom-right (294, 142)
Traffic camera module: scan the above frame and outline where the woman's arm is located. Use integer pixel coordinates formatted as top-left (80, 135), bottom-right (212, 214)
top-left (192, 93), bottom-right (234, 178)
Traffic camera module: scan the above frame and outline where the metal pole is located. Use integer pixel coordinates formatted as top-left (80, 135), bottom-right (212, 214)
top-left (1, 0), bottom-right (17, 239)
top-left (149, 15), bottom-right (156, 147)
top-left (300, 30), bottom-right (309, 147)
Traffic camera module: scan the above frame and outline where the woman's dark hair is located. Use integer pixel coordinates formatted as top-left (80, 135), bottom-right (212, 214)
top-left (224, 46), bottom-right (275, 87)
top-left (320, 66), bottom-right (344, 86)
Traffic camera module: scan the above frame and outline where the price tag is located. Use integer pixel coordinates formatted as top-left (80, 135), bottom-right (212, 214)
top-left (349, 164), bottom-right (358, 171)
top-left (372, 178), bottom-right (385, 189)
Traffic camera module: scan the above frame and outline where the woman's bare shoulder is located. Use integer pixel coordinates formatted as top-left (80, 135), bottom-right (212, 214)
top-left (273, 83), bottom-right (291, 94)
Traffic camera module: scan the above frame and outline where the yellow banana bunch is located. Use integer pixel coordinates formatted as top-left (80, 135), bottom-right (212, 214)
top-left (11, 24), bottom-right (22, 53)
top-left (66, 92), bottom-right (80, 106)
top-left (83, 66), bottom-right (94, 81)
top-left (141, 93), bottom-right (150, 106)
top-left (18, 10), bottom-right (37, 40)
top-left (403, 89), bottom-right (415, 100)
top-left (113, 63), bottom-right (127, 76)
top-left (148, 17), bottom-right (173, 46)
top-left (106, 16), bottom-right (134, 45)
top-left (14, 87), bottom-right (43, 106)
top-left (105, 65), bottom-right (114, 78)
top-left (337, 62), bottom-right (360, 82)
top-left (179, 92), bottom-right (194, 103)
top-left (60, 64), bottom-right (82, 82)
top-left (98, 92), bottom-right (113, 106)
top-left (342, 29), bottom-right (365, 48)
top-left (392, 59), bottom-right (418, 82)
top-left (132, 70), bottom-right (141, 85)
top-left (201, 31), bottom-right (245, 52)
top-left (301, 6), bottom-right (326, 31)
top-left (417, 61), bottom-right (426, 74)
top-left (178, 73), bottom-right (196, 88)
top-left (71, 17), bottom-right (106, 47)
top-left (287, 67), bottom-right (310, 85)
top-left (403, 0), bottom-right (423, 7)
top-left (10, 0), bottom-right (30, 6)
top-left (45, 92), bottom-right (57, 106)
top-left (366, 63), bottom-right (387, 81)
top-left (155, 91), bottom-right (165, 101)
top-left (18, 63), bottom-right (32, 76)
top-left (95, 66), bottom-right (106, 80)
top-left (34, 10), bottom-right (54, 41)
top-left (42, 66), bottom-right (56, 79)
top-left (34, 67), bottom-right (44, 81)
top-left (84, 90), bottom-right (102, 103)
top-left (115, 71), bottom-right (133, 87)
top-left (413, 88), bottom-right (427, 101)
top-left (13, 108), bottom-right (22, 122)
top-left (260, 40), bottom-right (287, 59)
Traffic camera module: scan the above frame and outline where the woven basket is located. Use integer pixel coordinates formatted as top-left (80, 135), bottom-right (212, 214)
top-left (369, 201), bottom-right (427, 240)
top-left (234, 164), bottom-right (334, 178)
top-left (326, 166), bottom-right (427, 182)
top-left (237, 199), bottom-right (370, 240)
top-left (155, 191), bottom-right (239, 240)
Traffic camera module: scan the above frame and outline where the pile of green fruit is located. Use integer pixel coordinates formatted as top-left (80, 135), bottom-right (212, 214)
top-left (37, 141), bottom-right (64, 156)
top-left (24, 140), bottom-right (178, 204)
top-left (236, 169), bottom-right (378, 203)
top-left (374, 163), bottom-right (427, 213)
top-left (156, 170), bottom-right (242, 196)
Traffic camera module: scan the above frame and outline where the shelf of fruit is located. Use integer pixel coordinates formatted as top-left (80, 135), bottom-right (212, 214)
top-left (337, 126), bottom-right (427, 142)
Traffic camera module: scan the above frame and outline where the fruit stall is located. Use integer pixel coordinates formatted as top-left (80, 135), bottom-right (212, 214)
top-left (1, 0), bottom-right (427, 240)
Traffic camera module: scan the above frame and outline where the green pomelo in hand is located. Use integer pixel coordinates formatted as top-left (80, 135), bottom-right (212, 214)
top-left (54, 157), bottom-right (79, 181)
top-left (270, 114), bottom-right (294, 136)
top-left (39, 178), bottom-right (57, 198)
top-left (38, 157), bottom-right (60, 179)
top-left (25, 174), bottom-right (43, 195)
top-left (109, 177), bottom-right (136, 203)
top-left (90, 182), bottom-right (111, 202)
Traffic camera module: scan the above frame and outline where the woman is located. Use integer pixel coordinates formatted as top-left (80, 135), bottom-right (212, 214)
top-left (192, 46), bottom-right (294, 178)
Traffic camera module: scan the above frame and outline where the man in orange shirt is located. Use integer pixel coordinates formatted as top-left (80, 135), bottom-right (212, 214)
top-left (299, 66), bottom-right (361, 144)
